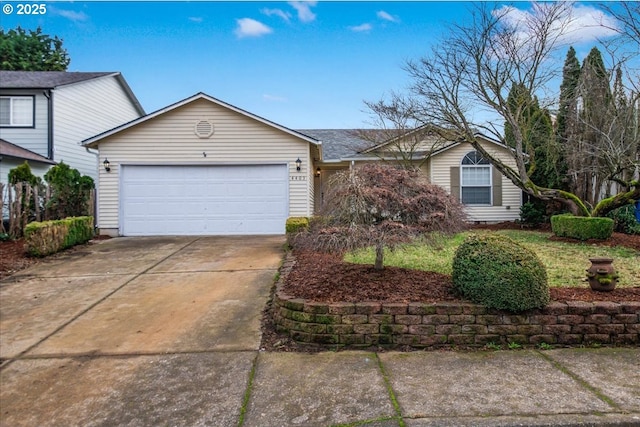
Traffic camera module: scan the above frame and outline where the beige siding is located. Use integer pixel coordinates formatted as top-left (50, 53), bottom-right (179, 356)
top-left (53, 75), bottom-right (142, 180)
top-left (430, 141), bottom-right (521, 222)
top-left (97, 98), bottom-right (312, 231)
top-left (307, 152), bottom-right (315, 216)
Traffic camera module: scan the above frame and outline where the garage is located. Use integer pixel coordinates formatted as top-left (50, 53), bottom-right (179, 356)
top-left (83, 93), bottom-right (321, 237)
top-left (121, 164), bottom-right (288, 236)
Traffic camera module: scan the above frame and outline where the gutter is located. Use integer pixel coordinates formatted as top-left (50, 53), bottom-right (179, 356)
top-left (44, 89), bottom-right (54, 159)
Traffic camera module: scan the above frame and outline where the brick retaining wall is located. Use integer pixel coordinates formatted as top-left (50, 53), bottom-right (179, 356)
top-left (274, 257), bottom-right (640, 349)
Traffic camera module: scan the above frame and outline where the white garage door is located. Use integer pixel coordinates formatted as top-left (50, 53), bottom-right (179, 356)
top-left (121, 164), bottom-right (288, 236)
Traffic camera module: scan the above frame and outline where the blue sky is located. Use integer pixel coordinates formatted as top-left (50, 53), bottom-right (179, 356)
top-left (1, 1), bottom-right (628, 128)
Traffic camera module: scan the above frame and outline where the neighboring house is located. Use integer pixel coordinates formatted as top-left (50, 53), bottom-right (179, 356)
top-left (0, 71), bottom-right (145, 187)
top-left (0, 138), bottom-right (56, 185)
top-left (84, 93), bottom-right (521, 237)
top-left (83, 93), bottom-right (321, 236)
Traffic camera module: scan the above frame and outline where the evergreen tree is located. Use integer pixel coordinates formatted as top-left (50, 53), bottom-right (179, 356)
top-left (44, 162), bottom-right (94, 218)
top-left (0, 26), bottom-right (70, 71)
top-left (575, 47), bottom-right (612, 206)
top-left (504, 84), bottom-right (558, 189)
top-left (556, 47), bottom-right (581, 145)
top-left (610, 66), bottom-right (640, 189)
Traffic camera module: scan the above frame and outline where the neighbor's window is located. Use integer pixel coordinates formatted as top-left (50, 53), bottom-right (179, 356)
top-left (461, 150), bottom-right (491, 205)
top-left (0, 96), bottom-right (34, 127)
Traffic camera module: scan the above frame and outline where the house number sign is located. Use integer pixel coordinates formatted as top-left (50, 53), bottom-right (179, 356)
top-left (290, 176), bottom-right (307, 181)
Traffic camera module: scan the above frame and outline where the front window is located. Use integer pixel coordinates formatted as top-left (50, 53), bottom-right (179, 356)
top-left (0, 96), bottom-right (34, 127)
top-left (461, 151), bottom-right (491, 205)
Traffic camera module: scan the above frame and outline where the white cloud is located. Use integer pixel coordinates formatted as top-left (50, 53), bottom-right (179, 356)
top-left (53, 9), bottom-right (89, 22)
top-left (563, 4), bottom-right (619, 42)
top-left (377, 10), bottom-right (399, 23)
top-left (495, 3), bottom-right (619, 46)
top-left (289, 1), bottom-right (317, 23)
top-left (349, 23), bottom-right (372, 33)
top-left (235, 18), bottom-right (273, 38)
top-left (262, 8), bottom-right (292, 22)
top-left (263, 94), bottom-right (288, 102)
top-left (189, 17), bottom-right (203, 23)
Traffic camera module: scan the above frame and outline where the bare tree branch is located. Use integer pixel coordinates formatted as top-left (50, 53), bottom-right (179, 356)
top-left (373, 2), bottom-right (638, 217)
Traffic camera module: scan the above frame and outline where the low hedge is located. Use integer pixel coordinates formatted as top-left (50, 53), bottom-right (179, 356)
top-left (285, 217), bottom-right (309, 234)
top-left (550, 214), bottom-right (614, 240)
top-left (25, 216), bottom-right (94, 257)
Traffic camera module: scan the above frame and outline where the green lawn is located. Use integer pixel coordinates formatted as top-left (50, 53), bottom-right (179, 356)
top-left (345, 230), bottom-right (640, 288)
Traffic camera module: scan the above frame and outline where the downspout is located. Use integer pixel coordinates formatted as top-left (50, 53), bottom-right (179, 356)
top-left (43, 90), bottom-right (54, 160)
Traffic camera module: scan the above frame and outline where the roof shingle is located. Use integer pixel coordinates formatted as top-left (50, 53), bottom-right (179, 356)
top-left (295, 129), bottom-right (373, 161)
top-left (0, 138), bottom-right (56, 164)
top-left (0, 71), bottom-right (115, 88)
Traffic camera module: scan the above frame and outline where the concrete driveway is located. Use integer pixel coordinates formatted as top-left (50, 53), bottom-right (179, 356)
top-left (0, 236), bottom-right (284, 426)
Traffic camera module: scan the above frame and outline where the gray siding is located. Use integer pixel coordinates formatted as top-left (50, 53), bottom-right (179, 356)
top-left (0, 158), bottom-right (50, 188)
top-left (53, 75), bottom-right (142, 180)
top-left (0, 89), bottom-right (49, 157)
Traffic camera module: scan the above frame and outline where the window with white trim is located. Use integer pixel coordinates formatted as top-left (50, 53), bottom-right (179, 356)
top-left (0, 96), bottom-right (34, 127)
top-left (461, 150), bottom-right (491, 205)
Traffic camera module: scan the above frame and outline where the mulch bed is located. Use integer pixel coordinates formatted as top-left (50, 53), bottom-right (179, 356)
top-left (0, 239), bottom-right (40, 281)
top-left (261, 226), bottom-right (639, 351)
top-left (282, 250), bottom-right (640, 304)
top-left (0, 236), bottom-right (111, 281)
top-left (281, 224), bottom-right (640, 304)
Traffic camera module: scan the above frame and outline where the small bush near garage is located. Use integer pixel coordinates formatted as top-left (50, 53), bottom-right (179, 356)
top-left (286, 217), bottom-right (309, 233)
top-left (25, 216), bottom-right (94, 257)
top-left (452, 234), bottom-right (549, 312)
top-left (551, 214), bottom-right (614, 240)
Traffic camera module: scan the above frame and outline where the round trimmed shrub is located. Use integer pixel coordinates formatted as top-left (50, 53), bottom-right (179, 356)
top-left (452, 234), bottom-right (549, 312)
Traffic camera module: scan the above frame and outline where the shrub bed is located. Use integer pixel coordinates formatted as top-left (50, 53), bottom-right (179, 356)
top-left (25, 216), bottom-right (94, 257)
top-left (551, 214), bottom-right (614, 240)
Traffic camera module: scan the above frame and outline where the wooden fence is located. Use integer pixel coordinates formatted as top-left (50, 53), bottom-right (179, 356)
top-left (0, 183), bottom-right (95, 238)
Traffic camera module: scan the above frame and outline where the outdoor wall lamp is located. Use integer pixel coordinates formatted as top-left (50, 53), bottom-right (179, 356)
top-left (315, 167), bottom-right (321, 177)
top-left (295, 158), bottom-right (302, 171)
top-left (103, 158), bottom-right (111, 172)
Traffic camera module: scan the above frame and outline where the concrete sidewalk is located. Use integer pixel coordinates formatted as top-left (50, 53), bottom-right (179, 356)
top-left (1, 237), bottom-right (638, 426)
top-left (1, 347), bottom-right (638, 426)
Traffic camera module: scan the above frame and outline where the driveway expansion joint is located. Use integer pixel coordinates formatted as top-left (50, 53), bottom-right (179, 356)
top-left (375, 352), bottom-right (407, 427)
top-left (8, 349), bottom-right (261, 361)
top-left (536, 350), bottom-right (622, 411)
top-left (237, 352), bottom-right (259, 426)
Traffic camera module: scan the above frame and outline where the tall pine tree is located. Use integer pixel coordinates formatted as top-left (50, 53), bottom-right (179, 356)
top-left (555, 47), bottom-right (580, 192)
top-left (575, 47), bottom-right (612, 206)
top-left (556, 47), bottom-right (581, 146)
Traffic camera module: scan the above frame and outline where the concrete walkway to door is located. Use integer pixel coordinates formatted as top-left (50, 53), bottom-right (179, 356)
top-left (1, 236), bottom-right (639, 427)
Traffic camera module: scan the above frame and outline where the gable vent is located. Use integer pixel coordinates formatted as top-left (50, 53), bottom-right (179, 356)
top-left (194, 120), bottom-right (215, 138)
